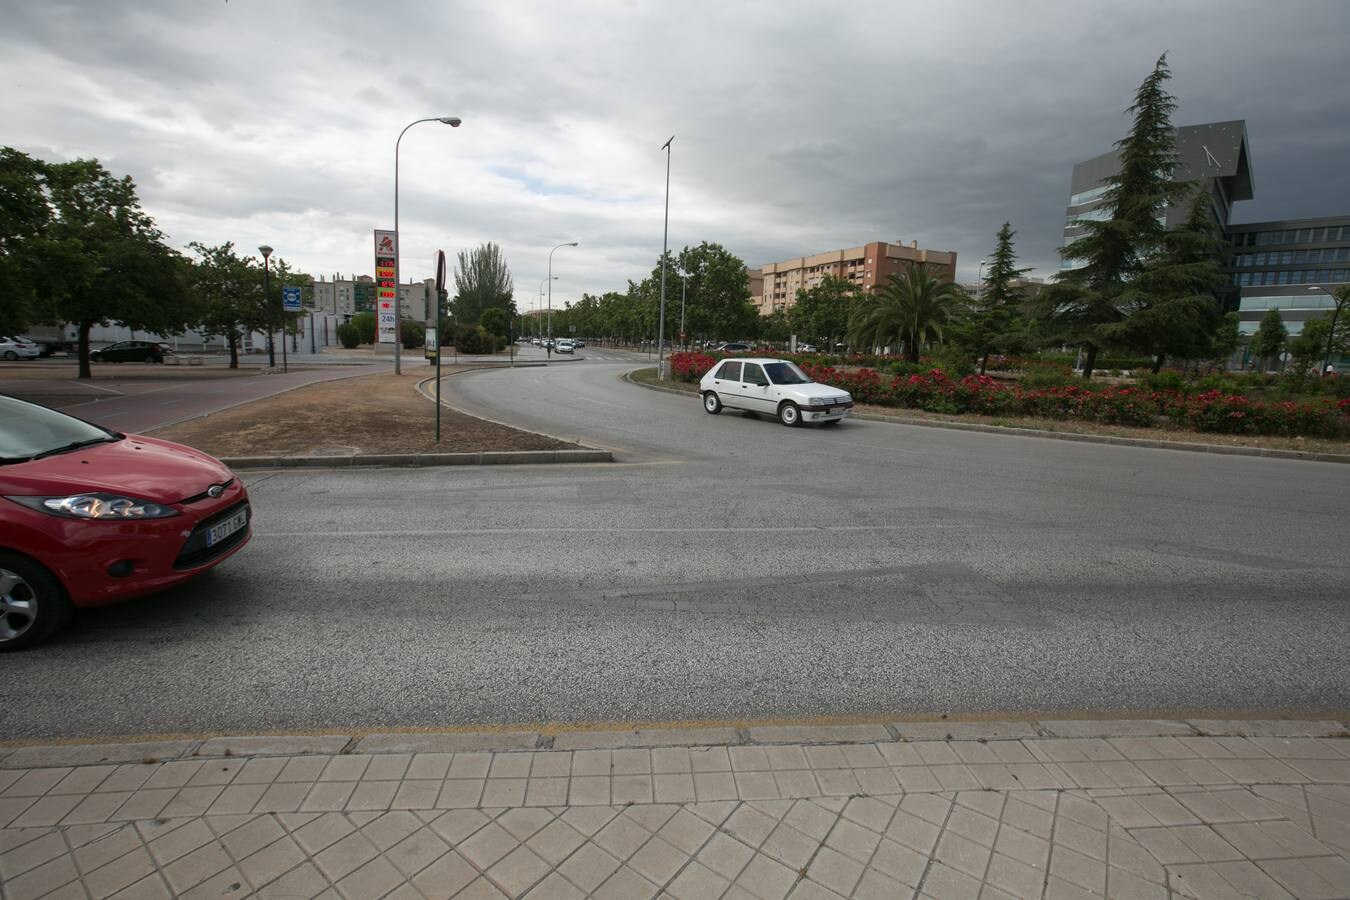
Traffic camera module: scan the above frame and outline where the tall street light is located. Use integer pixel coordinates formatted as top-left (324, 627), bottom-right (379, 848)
top-left (1308, 284), bottom-right (1348, 374)
top-left (680, 273), bottom-right (687, 350)
top-left (538, 276), bottom-right (556, 339)
top-left (548, 242), bottom-right (578, 358)
top-left (394, 115), bottom-right (461, 375)
top-left (658, 135), bottom-right (674, 379)
top-left (259, 245), bottom-right (274, 367)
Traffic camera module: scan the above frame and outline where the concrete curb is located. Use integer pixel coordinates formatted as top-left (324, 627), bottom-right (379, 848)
top-left (220, 449), bottom-right (611, 469)
top-left (623, 368), bottom-right (1350, 464)
top-left (4, 717), bottom-right (1345, 768)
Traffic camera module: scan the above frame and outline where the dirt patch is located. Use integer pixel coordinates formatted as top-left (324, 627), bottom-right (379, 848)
top-left (631, 367), bottom-right (1350, 457)
top-left (150, 370), bottom-right (577, 457)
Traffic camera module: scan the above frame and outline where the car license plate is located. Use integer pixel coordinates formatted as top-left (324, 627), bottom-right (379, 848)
top-left (206, 507), bottom-right (248, 547)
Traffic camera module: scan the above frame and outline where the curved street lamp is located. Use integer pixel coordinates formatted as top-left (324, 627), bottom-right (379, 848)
top-left (393, 116), bottom-right (461, 374)
top-left (548, 242), bottom-right (578, 357)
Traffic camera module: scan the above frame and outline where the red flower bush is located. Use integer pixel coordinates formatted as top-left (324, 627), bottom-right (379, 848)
top-left (666, 352), bottom-right (1348, 438)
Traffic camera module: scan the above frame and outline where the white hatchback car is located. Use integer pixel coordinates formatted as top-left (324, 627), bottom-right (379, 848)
top-left (699, 358), bottom-right (853, 426)
top-left (1, 336), bottom-right (41, 360)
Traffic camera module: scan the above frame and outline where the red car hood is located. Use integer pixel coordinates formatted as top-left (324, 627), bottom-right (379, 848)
top-left (1, 434), bottom-right (235, 504)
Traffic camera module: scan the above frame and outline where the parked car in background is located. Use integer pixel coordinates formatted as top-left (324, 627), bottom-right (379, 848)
top-left (88, 341), bottom-right (173, 363)
top-left (699, 357), bottom-right (854, 427)
top-left (797, 344), bottom-right (818, 353)
top-left (0, 337), bottom-right (41, 361)
top-left (555, 339), bottom-right (575, 354)
top-left (0, 395), bottom-right (251, 650)
top-left (714, 342), bottom-right (751, 354)
top-left (573, 339), bottom-right (585, 348)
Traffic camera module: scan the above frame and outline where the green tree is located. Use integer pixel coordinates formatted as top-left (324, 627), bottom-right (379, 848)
top-left (789, 274), bottom-right (854, 351)
top-left (1251, 307), bottom-right (1287, 372)
top-left (639, 243), bottom-right (755, 344)
top-left (760, 308), bottom-right (790, 345)
top-left (35, 159), bottom-right (192, 379)
top-left (1107, 183), bottom-right (1229, 372)
top-left (963, 222), bottom-right (1031, 373)
top-left (1288, 317), bottom-right (1330, 376)
top-left (1211, 311), bottom-right (1242, 369)
top-left (451, 242), bottom-right (514, 324)
top-left (847, 263), bottom-right (965, 362)
top-left (350, 311), bottom-right (376, 344)
top-left (0, 148), bottom-right (51, 335)
top-left (187, 242), bottom-right (268, 368)
top-left (1039, 54), bottom-right (1193, 379)
top-left (479, 307), bottom-right (510, 337)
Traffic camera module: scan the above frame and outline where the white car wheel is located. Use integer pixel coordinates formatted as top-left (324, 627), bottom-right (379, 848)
top-left (703, 391), bottom-right (722, 414)
top-left (778, 402), bottom-right (800, 427)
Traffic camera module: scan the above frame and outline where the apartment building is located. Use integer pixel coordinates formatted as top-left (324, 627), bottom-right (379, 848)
top-left (311, 275), bottom-right (434, 322)
top-left (752, 240), bottom-right (958, 315)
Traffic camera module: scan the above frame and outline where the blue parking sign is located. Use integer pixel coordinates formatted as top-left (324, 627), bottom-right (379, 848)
top-left (282, 286), bottom-right (302, 312)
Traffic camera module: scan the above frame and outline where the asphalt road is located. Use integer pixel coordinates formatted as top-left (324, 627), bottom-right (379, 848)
top-left (0, 359), bottom-right (382, 432)
top-left (3, 356), bottom-right (1348, 740)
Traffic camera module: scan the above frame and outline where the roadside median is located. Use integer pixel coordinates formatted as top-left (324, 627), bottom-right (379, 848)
top-left (148, 370), bottom-right (612, 468)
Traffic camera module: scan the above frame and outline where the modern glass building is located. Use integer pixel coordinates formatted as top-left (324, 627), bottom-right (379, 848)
top-left (1061, 121), bottom-right (1254, 271)
top-left (1060, 122), bottom-right (1346, 366)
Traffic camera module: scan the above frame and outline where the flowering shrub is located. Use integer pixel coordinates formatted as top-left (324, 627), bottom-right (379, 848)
top-left (669, 352), bottom-right (717, 382)
top-left (665, 352), bottom-right (1349, 437)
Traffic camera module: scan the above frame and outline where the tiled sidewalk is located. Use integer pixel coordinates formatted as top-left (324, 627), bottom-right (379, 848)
top-left (1, 719), bottom-right (1348, 899)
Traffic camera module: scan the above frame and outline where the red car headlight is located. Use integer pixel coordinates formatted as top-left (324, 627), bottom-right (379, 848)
top-left (7, 493), bottom-right (181, 520)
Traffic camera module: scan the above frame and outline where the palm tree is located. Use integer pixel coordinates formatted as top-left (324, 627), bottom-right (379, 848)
top-left (847, 263), bottom-right (966, 362)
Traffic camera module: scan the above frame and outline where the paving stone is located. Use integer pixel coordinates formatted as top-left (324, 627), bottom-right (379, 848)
top-left (1188, 719), bottom-right (1348, 738)
top-left (893, 721), bottom-right (1039, 741)
top-left (521, 871), bottom-right (586, 900)
top-left (353, 732), bottom-right (539, 754)
top-left (556, 842), bottom-right (622, 894)
top-left (195, 736), bottom-right (350, 758)
top-left (918, 860), bottom-right (982, 899)
top-left (687, 747), bottom-right (732, 773)
top-left (487, 844), bottom-right (552, 897)
top-left (693, 772), bottom-right (737, 802)
top-left (238, 834), bottom-right (307, 889)
top-left (761, 821), bottom-right (818, 870)
top-left (747, 724), bottom-right (891, 745)
top-left (2, 743), bottom-right (196, 771)
top-left (1038, 719), bottom-right (1192, 738)
top-left (3, 854), bottom-right (81, 900)
top-left (312, 830), bottom-right (379, 883)
top-left (552, 728), bottom-right (738, 750)
top-left (592, 864), bottom-right (658, 900)
top-left (161, 840), bottom-right (234, 894)
top-left (256, 861), bottom-right (328, 899)
top-left (735, 852), bottom-right (798, 900)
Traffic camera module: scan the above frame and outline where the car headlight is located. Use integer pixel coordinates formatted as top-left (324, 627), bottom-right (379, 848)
top-left (8, 493), bottom-right (180, 519)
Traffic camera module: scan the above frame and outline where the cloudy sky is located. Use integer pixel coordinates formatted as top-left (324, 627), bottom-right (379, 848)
top-left (4, 0), bottom-right (1348, 309)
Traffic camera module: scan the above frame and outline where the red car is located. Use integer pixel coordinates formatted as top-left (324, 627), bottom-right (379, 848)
top-left (0, 395), bottom-right (251, 650)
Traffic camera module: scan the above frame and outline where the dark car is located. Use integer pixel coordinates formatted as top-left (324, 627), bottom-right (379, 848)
top-left (89, 341), bottom-right (173, 363)
top-left (0, 395), bottom-right (251, 650)
top-left (714, 342), bottom-right (752, 354)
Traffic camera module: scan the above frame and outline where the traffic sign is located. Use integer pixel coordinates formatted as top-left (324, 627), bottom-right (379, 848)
top-left (282, 286), bottom-right (302, 312)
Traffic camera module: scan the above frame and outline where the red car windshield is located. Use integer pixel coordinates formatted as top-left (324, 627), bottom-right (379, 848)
top-left (0, 395), bottom-right (119, 462)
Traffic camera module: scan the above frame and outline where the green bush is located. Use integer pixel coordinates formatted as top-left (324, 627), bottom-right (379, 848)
top-left (350, 311), bottom-right (376, 345)
top-left (336, 322), bottom-right (361, 349)
top-left (400, 320), bottom-right (425, 350)
top-left (452, 324), bottom-right (495, 354)
top-left (1138, 371), bottom-right (1187, 394)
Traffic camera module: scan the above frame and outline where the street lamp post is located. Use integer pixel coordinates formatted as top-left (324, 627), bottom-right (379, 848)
top-left (657, 135), bottom-right (674, 379)
top-left (539, 277), bottom-right (555, 340)
top-left (547, 242), bottom-right (578, 359)
top-left (976, 260), bottom-right (986, 303)
top-left (680, 274), bottom-right (687, 350)
top-left (259, 245), bottom-right (274, 368)
top-left (1308, 285), bottom-right (1347, 375)
top-left (394, 115), bottom-right (461, 375)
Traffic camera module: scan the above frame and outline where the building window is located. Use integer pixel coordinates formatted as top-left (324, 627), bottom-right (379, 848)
top-left (1335, 269), bottom-right (1347, 282)
top-left (1319, 270), bottom-right (1332, 282)
top-left (1281, 251), bottom-right (1293, 265)
top-left (1337, 248), bottom-right (1349, 261)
